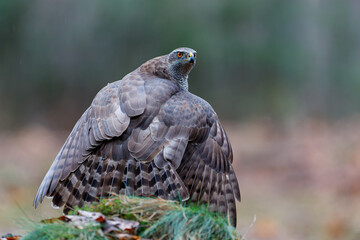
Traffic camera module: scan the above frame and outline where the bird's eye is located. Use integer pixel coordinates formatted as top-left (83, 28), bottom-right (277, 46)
top-left (194, 53), bottom-right (197, 59)
top-left (177, 52), bottom-right (183, 58)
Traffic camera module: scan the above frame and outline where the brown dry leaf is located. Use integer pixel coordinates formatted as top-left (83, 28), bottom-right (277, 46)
top-left (40, 215), bottom-right (70, 223)
top-left (0, 234), bottom-right (21, 240)
top-left (78, 210), bottom-right (106, 222)
top-left (65, 215), bottom-right (100, 229)
top-left (62, 210), bottom-right (140, 235)
top-left (96, 215), bottom-right (106, 223)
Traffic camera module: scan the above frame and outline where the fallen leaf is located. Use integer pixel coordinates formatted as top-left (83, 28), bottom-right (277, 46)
top-left (1, 233), bottom-right (21, 240)
top-left (65, 215), bottom-right (100, 229)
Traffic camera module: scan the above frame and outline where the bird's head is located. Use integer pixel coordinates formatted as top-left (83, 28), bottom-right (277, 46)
top-left (168, 47), bottom-right (197, 75)
top-left (167, 47), bottom-right (197, 89)
top-left (141, 47), bottom-right (197, 90)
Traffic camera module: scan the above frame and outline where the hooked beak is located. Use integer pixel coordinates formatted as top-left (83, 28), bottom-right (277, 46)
top-left (186, 53), bottom-right (196, 64)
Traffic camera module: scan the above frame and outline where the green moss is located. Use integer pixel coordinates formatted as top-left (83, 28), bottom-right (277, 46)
top-left (21, 220), bottom-right (106, 240)
top-left (23, 196), bottom-right (242, 240)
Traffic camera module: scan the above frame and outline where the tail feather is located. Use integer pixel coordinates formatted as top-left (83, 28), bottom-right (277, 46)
top-left (120, 159), bottom-right (136, 196)
top-left (51, 180), bottom-right (69, 208)
top-left (82, 156), bottom-right (102, 203)
top-left (59, 159), bottom-right (91, 213)
top-left (135, 162), bottom-right (151, 197)
top-left (162, 164), bottom-right (189, 200)
top-left (47, 156), bottom-right (190, 215)
top-left (99, 159), bottom-right (116, 197)
top-left (109, 159), bottom-right (126, 195)
top-left (97, 158), bottom-right (111, 198)
top-left (66, 157), bottom-right (94, 211)
top-left (51, 167), bottom-right (80, 208)
top-left (151, 163), bottom-right (167, 198)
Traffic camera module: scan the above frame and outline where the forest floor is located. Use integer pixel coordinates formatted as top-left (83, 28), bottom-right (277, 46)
top-left (0, 117), bottom-right (360, 240)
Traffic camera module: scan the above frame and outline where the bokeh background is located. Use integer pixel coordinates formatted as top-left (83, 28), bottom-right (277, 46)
top-left (1, 0), bottom-right (360, 239)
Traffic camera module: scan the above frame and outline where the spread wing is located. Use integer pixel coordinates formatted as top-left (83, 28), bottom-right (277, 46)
top-left (34, 73), bottom-right (191, 209)
top-left (129, 89), bottom-right (240, 225)
top-left (33, 72), bottom-right (147, 207)
top-left (178, 118), bottom-right (241, 226)
top-left (158, 92), bottom-right (241, 226)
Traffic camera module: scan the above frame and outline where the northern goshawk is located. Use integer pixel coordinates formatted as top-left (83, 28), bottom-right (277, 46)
top-left (34, 47), bottom-right (241, 226)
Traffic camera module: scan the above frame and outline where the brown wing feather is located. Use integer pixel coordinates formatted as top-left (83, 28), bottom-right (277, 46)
top-left (33, 75), bottom-right (144, 207)
top-left (34, 68), bottom-right (190, 209)
top-left (149, 89), bottom-right (240, 226)
top-left (177, 117), bottom-right (240, 226)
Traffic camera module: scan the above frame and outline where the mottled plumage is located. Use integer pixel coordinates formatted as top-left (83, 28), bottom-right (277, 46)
top-left (34, 47), bottom-right (241, 226)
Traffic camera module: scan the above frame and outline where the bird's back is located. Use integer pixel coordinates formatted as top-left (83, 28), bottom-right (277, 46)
top-left (34, 49), bottom-right (240, 226)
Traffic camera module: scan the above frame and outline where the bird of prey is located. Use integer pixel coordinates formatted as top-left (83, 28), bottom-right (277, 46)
top-left (34, 47), bottom-right (241, 226)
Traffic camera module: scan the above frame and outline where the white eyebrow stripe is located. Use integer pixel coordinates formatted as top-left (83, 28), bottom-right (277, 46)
top-left (170, 47), bottom-right (196, 54)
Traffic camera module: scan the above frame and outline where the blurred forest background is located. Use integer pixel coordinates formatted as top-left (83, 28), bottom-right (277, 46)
top-left (1, 0), bottom-right (360, 239)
